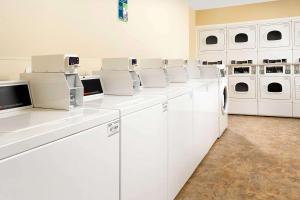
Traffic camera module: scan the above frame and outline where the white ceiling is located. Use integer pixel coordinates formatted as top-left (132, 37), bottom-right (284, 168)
top-left (187, 0), bottom-right (275, 10)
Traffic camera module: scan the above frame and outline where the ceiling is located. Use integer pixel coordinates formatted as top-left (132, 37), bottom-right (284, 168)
top-left (187, 0), bottom-right (275, 10)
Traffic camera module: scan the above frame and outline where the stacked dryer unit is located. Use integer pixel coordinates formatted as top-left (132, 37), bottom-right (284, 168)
top-left (257, 19), bottom-right (293, 117)
top-left (198, 24), bottom-right (227, 67)
top-left (197, 25), bottom-right (228, 135)
top-left (226, 23), bottom-right (258, 115)
top-left (292, 17), bottom-right (300, 117)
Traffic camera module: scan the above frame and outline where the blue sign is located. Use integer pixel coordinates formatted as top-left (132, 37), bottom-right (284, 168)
top-left (118, 0), bottom-right (128, 22)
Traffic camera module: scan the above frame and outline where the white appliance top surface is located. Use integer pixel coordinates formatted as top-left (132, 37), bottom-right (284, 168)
top-left (140, 86), bottom-right (192, 99)
top-left (169, 80), bottom-right (212, 88)
top-left (0, 107), bottom-right (118, 160)
top-left (84, 94), bottom-right (167, 116)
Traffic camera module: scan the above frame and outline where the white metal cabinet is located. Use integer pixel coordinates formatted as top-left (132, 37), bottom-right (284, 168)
top-left (259, 76), bottom-right (291, 100)
top-left (293, 20), bottom-right (300, 48)
top-left (227, 25), bottom-right (257, 50)
top-left (167, 93), bottom-right (193, 200)
top-left (192, 82), bottom-right (219, 167)
top-left (0, 124), bottom-right (119, 200)
top-left (121, 104), bottom-right (167, 200)
top-left (229, 76), bottom-right (256, 99)
top-left (259, 22), bottom-right (291, 49)
top-left (295, 77), bottom-right (300, 100)
top-left (198, 28), bottom-right (226, 51)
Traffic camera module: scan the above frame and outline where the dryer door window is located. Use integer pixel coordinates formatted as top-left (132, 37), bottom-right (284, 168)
top-left (267, 30), bottom-right (282, 41)
top-left (235, 33), bottom-right (248, 43)
top-left (267, 82), bottom-right (282, 92)
top-left (206, 36), bottom-right (218, 45)
top-left (235, 82), bottom-right (249, 92)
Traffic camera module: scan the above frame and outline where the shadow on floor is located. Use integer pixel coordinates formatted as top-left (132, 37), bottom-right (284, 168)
top-left (175, 115), bottom-right (300, 200)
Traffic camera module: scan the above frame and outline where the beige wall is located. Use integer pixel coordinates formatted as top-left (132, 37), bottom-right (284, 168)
top-left (0, 0), bottom-right (190, 80)
top-left (189, 9), bottom-right (196, 59)
top-left (196, 0), bottom-right (300, 26)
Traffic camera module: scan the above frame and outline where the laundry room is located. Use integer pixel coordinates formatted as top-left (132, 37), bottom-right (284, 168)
top-left (0, 0), bottom-right (300, 200)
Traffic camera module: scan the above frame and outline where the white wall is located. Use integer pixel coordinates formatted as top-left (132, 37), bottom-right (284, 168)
top-left (0, 0), bottom-right (190, 80)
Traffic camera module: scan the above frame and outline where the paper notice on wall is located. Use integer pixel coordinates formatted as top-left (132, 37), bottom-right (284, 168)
top-left (118, 0), bottom-right (128, 22)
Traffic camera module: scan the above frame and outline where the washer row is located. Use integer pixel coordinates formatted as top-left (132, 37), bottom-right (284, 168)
top-left (0, 55), bottom-right (227, 200)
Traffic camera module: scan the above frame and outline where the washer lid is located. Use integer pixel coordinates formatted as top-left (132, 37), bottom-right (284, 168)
top-left (84, 94), bottom-right (167, 116)
top-left (140, 86), bottom-right (192, 100)
top-left (0, 107), bottom-right (118, 160)
top-left (169, 80), bottom-right (210, 88)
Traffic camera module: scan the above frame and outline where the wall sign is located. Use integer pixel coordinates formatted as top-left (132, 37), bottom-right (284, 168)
top-left (118, 0), bottom-right (128, 22)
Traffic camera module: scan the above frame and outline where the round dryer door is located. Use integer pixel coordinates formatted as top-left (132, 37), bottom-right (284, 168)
top-left (221, 86), bottom-right (228, 114)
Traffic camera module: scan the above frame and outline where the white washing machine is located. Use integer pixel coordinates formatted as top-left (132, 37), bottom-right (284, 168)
top-left (86, 58), bottom-right (168, 200)
top-left (292, 50), bottom-right (300, 117)
top-left (138, 59), bottom-right (194, 200)
top-left (0, 81), bottom-right (120, 200)
top-left (140, 87), bottom-right (193, 200)
top-left (170, 60), bottom-right (219, 168)
top-left (199, 65), bottom-right (228, 137)
top-left (258, 50), bottom-right (293, 117)
top-left (218, 65), bottom-right (229, 136)
top-left (227, 51), bottom-right (258, 115)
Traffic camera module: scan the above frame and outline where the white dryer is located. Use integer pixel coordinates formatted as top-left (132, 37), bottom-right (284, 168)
top-left (227, 23), bottom-right (257, 50)
top-left (227, 51), bottom-right (258, 115)
top-left (292, 17), bottom-right (300, 49)
top-left (199, 65), bottom-right (228, 137)
top-left (0, 81), bottom-right (120, 200)
top-left (198, 26), bottom-right (226, 52)
top-left (258, 19), bottom-right (292, 49)
top-left (258, 59), bottom-right (293, 117)
top-left (292, 50), bottom-right (300, 117)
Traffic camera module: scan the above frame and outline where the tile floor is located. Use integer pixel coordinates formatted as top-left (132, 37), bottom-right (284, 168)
top-left (176, 115), bottom-right (300, 200)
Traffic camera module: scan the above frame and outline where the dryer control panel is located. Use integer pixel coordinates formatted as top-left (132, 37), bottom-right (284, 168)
top-left (259, 58), bottom-right (291, 75)
top-left (202, 60), bottom-right (223, 65)
top-left (227, 60), bottom-right (256, 75)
